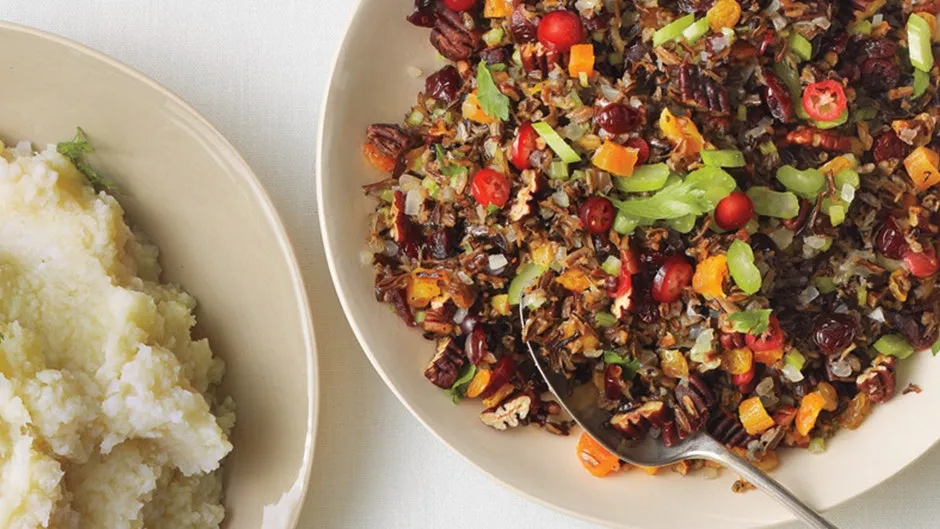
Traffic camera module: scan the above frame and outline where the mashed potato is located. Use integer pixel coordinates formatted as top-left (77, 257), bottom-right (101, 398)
top-left (0, 141), bottom-right (234, 529)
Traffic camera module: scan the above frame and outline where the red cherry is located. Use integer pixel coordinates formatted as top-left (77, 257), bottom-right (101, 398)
top-left (745, 315), bottom-right (784, 352)
top-left (903, 246), bottom-right (940, 278)
top-left (578, 196), bottom-right (615, 234)
top-left (471, 168), bottom-right (510, 208)
top-left (511, 122), bottom-right (538, 170)
top-left (714, 192), bottom-right (754, 231)
top-left (537, 10), bottom-right (584, 53)
top-left (624, 138), bottom-right (650, 166)
top-left (443, 0), bottom-right (478, 11)
top-left (651, 255), bottom-right (694, 303)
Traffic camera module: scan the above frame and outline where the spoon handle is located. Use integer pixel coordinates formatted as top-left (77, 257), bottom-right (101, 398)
top-left (690, 435), bottom-right (837, 529)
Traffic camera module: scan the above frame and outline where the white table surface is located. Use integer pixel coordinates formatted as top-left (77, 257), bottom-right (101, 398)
top-left (5, 2), bottom-right (940, 528)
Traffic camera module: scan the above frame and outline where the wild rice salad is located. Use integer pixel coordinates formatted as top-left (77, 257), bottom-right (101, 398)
top-left (362, 0), bottom-right (940, 479)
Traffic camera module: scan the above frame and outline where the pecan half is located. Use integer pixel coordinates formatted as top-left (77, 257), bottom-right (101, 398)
top-left (762, 70), bottom-right (792, 123)
top-left (610, 400), bottom-right (668, 439)
top-left (424, 337), bottom-right (466, 389)
top-left (677, 63), bottom-right (730, 114)
top-left (520, 42), bottom-right (562, 78)
top-left (423, 304), bottom-right (455, 335)
top-left (508, 169), bottom-right (545, 221)
top-left (430, 9), bottom-right (482, 62)
top-left (367, 124), bottom-right (413, 162)
top-left (892, 113), bottom-right (937, 148)
top-left (707, 412), bottom-right (752, 447)
top-left (783, 127), bottom-right (862, 154)
top-left (856, 355), bottom-right (897, 403)
top-left (675, 374), bottom-right (716, 424)
top-left (480, 393), bottom-right (532, 430)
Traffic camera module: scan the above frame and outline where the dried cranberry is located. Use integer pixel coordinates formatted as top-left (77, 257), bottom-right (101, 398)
top-left (406, 0), bottom-right (437, 27)
top-left (510, 5), bottom-right (538, 43)
top-left (862, 58), bottom-right (900, 92)
top-left (465, 326), bottom-right (487, 365)
top-left (604, 364), bottom-right (627, 400)
top-left (583, 13), bottom-right (611, 32)
top-left (385, 288), bottom-right (416, 327)
top-left (731, 366), bottom-right (755, 388)
top-left (885, 310), bottom-right (939, 350)
top-left (903, 246), bottom-right (940, 278)
top-left (444, 0), bottom-right (477, 11)
top-left (763, 71), bottom-right (793, 123)
top-left (872, 131), bottom-right (907, 163)
top-left (812, 314), bottom-right (858, 356)
top-left (651, 255), bottom-right (694, 303)
top-left (480, 46), bottom-right (511, 66)
top-left (859, 38), bottom-right (898, 60)
top-left (459, 312), bottom-right (481, 335)
top-left (874, 217), bottom-right (907, 259)
top-left (677, 0), bottom-right (714, 13)
top-left (428, 228), bottom-right (457, 259)
top-left (720, 332), bottom-right (745, 350)
top-left (425, 65), bottom-right (463, 104)
top-left (595, 103), bottom-right (643, 134)
top-left (635, 287), bottom-right (660, 324)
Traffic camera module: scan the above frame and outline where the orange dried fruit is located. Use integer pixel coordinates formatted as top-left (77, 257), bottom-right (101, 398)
top-left (692, 255), bottom-right (728, 299)
top-left (739, 396), bottom-right (775, 435)
top-left (577, 432), bottom-right (621, 477)
top-left (796, 392), bottom-right (826, 437)
top-left (362, 142), bottom-right (397, 173)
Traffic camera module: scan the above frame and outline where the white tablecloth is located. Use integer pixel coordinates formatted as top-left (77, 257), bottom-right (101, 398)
top-left (5, 2), bottom-right (939, 528)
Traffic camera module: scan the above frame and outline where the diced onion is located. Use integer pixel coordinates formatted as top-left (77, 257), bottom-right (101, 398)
top-left (488, 253), bottom-right (509, 271)
top-left (457, 270), bottom-right (474, 285)
top-left (399, 173), bottom-right (422, 191)
top-left (868, 307), bottom-right (886, 323)
top-left (782, 364), bottom-right (804, 382)
top-left (797, 285), bottom-right (820, 306)
top-left (404, 189), bottom-right (423, 216)
top-left (552, 189), bottom-right (570, 208)
top-left (453, 307), bottom-right (469, 325)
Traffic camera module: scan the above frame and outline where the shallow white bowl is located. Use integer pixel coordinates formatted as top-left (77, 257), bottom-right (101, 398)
top-left (317, 3), bottom-right (940, 527)
top-left (0, 22), bottom-right (318, 529)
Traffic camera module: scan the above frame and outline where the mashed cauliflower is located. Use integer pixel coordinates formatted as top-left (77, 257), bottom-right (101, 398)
top-left (0, 141), bottom-right (234, 529)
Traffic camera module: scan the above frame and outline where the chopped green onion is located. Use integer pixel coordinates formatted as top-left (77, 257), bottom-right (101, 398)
top-left (913, 68), bottom-right (930, 98)
top-left (808, 437), bottom-right (826, 454)
top-left (873, 334), bottom-right (915, 359)
top-left (594, 312), bottom-right (618, 329)
top-left (487, 204), bottom-right (500, 215)
top-left (682, 17), bottom-right (710, 45)
top-left (701, 149), bottom-right (746, 168)
top-left (653, 13), bottom-right (696, 47)
top-left (422, 177), bottom-right (440, 197)
top-left (829, 204), bottom-right (846, 226)
top-left (857, 284), bottom-right (868, 307)
top-left (613, 210), bottom-right (639, 234)
top-left (813, 276), bottom-right (837, 294)
top-left (727, 240), bottom-right (762, 294)
top-left (407, 110), bottom-right (426, 126)
top-left (549, 160), bottom-right (570, 179)
top-left (380, 189), bottom-right (395, 203)
top-left (907, 14), bottom-right (934, 72)
top-left (747, 187), bottom-right (800, 219)
top-left (776, 165), bottom-right (825, 199)
top-left (482, 27), bottom-right (504, 47)
top-left (508, 264), bottom-right (547, 305)
top-left (600, 255), bottom-right (622, 277)
top-left (614, 163), bottom-right (670, 193)
top-left (850, 20), bottom-right (872, 36)
top-left (532, 122), bottom-right (582, 163)
top-left (814, 108), bottom-right (849, 130)
top-left (415, 310), bottom-right (427, 323)
top-left (784, 349), bottom-right (806, 370)
top-left (736, 104), bottom-right (748, 122)
top-left (759, 141), bottom-right (778, 155)
top-left (789, 33), bottom-right (813, 61)
top-left (668, 214), bottom-right (697, 234)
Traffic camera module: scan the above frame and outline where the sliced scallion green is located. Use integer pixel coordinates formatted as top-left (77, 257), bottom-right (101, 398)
top-left (549, 160), bottom-right (570, 179)
top-left (653, 13), bottom-right (696, 47)
top-left (873, 334), bottom-right (915, 359)
top-left (913, 68), bottom-right (930, 98)
top-left (682, 17), bottom-right (710, 45)
top-left (594, 312), bottom-right (618, 328)
top-left (532, 122), bottom-right (581, 163)
top-left (600, 255), bottom-right (622, 277)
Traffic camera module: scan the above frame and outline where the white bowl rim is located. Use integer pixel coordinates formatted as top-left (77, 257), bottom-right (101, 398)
top-left (0, 21), bottom-right (321, 529)
top-left (316, 3), bottom-right (940, 529)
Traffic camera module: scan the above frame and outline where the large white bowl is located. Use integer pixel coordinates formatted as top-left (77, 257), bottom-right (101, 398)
top-left (0, 23), bottom-right (318, 529)
top-left (317, 2), bottom-right (940, 527)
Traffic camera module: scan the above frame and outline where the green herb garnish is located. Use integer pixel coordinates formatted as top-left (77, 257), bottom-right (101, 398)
top-left (57, 127), bottom-right (112, 191)
top-left (727, 309), bottom-right (773, 334)
top-left (445, 364), bottom-right (478, 403)
top-left (603, 351), bottom-right (642, 380)
top-left (476, 62), bottom-right (510, 121)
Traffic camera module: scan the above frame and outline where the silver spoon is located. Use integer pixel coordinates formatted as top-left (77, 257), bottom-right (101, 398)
top-left (519, 304), bottom-right (837, 529)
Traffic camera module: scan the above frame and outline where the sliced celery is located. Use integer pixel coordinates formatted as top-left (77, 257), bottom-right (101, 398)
top-left (747, 187), bottom-right (800, 218)
top-left (532, 122), bottom-right (581, 163)
top-left (614, 163), bottom-right (670, 193)
top-left (907, 14), bottom-right (934, 72)
top-left (682, 17), bottom-right (710, 45)
top-left (775, 165), bottom-right (825, 199)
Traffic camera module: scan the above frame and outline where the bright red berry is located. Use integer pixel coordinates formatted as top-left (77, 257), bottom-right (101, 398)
top-left (537, 10), bottom-right (584, 53)
top-left (903, 246), bottom-right (940, 278)
top-left (471, 168), bottom-right (510, 208)
top-left (714, 192), bottom-right (754, 231)
top-left (746, 315), bottom-right (785, 352)
top-left (651, 255), bottom-right (694, 303)
top-left (443, 0), bottom-right (478, 11)
top-left (578, 196), bottom-right (615, 234)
